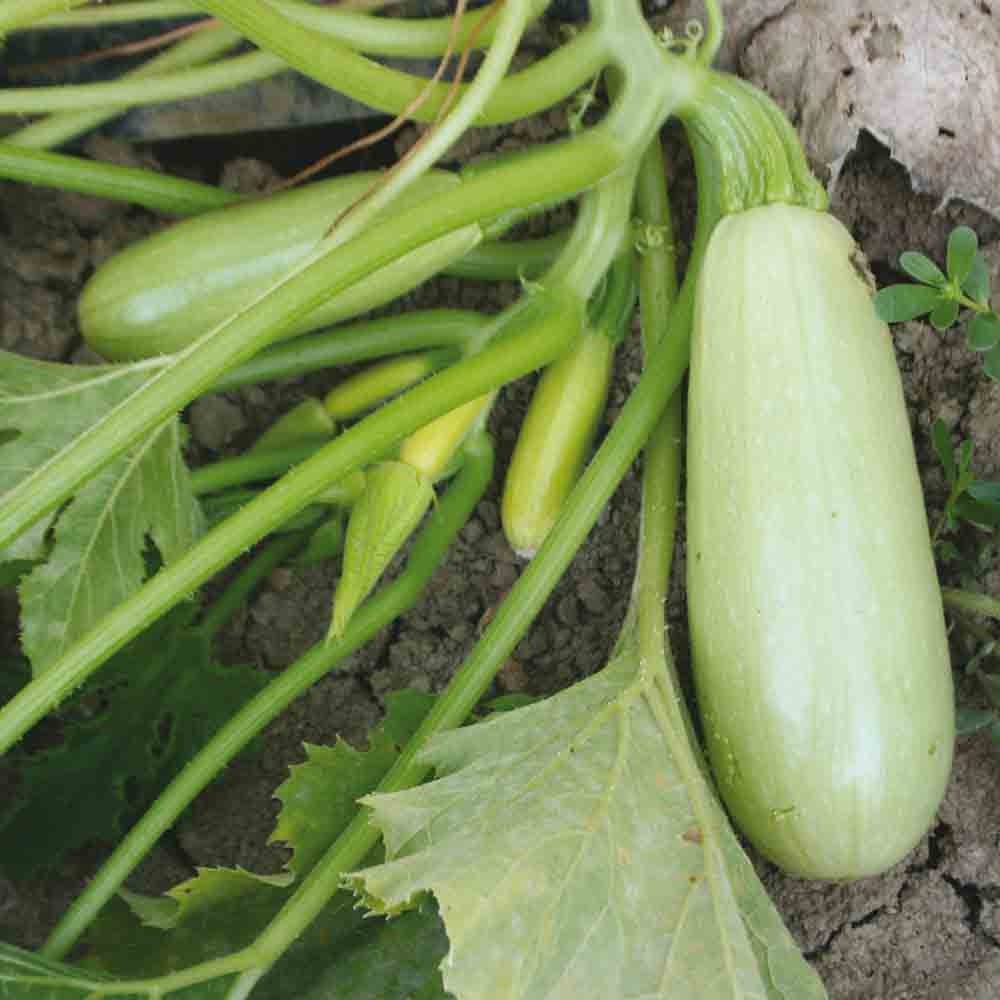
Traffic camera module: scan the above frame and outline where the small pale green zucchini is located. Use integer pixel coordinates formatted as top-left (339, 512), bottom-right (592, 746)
top-left (686, 203), bottom-right (954, 880)
top-left (501, 329), bottom-right (614, 557)
top-left (79, 171), bottom-right (474, 361)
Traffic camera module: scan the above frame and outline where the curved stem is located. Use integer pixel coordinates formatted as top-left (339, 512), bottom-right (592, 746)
top-left (41, 438), bottom-right (492, 960)
top-left (698, 0), bottom-right (724, 67)
top-left (0, 142), bottom-right (238, 215)
top-left (0, 20), bottom-right (607, 126)
top-left (189, 442), bottom-right (326, 496)
top-left (5, 24), bottom-right (242, 151)
top-left (33, 1), bottom-right (511, 58)
top-left (0, 49), bottom-right (286, 116)
top-left (212, 309), bottom-right (487, 392)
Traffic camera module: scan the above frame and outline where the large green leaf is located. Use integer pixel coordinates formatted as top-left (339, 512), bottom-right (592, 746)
top-left (350, 649), bottom-right (827, 1000)
top-left (0, 352), bottom-right (203, 675)
top-left (0, 612), bottom-right (268, 878)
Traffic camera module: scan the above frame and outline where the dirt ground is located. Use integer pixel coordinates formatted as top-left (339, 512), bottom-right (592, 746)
top-left (2, 12), bottom-right (1000, 1000)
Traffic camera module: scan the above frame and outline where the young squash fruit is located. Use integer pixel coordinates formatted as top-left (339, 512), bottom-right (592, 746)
top-left (686, 203), bottom-right (954, 880)
top-left (78, 171), bottom-right (475, 361)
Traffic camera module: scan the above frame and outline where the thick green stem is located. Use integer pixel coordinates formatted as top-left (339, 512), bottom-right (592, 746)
top-left (190, 444), bottom-right (325, 497)
top-left (5, 25), bottom-right (242, 150)
top-left (633, 135), bottom-right (682, 668)
top-left (211, 310), bottom-right (486, 392)
top-left (41, 437), bottom-right (492, 960)
top-left (0, 142), bottom-right (238, 215)
top-left (0, 50), bottom-right (287, 116)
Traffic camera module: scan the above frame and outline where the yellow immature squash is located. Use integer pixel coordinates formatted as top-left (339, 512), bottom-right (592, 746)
top-left (686, 204), bottom-right (953, 879)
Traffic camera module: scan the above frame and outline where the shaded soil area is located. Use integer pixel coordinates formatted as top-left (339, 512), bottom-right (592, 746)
top-left (1, 111), bottom-right (1000, 1000)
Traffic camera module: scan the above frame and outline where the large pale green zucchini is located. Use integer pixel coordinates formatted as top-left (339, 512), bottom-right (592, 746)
top-left (686, 203), bottom-right (954, 880)
top-left (78, 171), bottom-right (474, 361)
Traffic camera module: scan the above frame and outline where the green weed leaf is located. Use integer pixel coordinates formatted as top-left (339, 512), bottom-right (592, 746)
top-left (0, 353), bottom-right (203, 674)
top-left (983, 341), bottom-right (1000, 381)
top-left (0, 611), bottom-right (268, 878)
top-left (955, 707), bottom-right (995, 737)
top-left (350, 650), bottom-right (826, 1000)
top-left (929, 297), bottom-right (960, 332)
top-left (331, 462), bottom-right (434, 638)
top-left (946, 226), bottom-right (979, 285)
top-left (953, 495), bottom-right (1000, 528)
top-left (899, 250), bottom-right (946, 287)
top-left (962, 251), bottom-right (991, 306)
top-left (967, 481), bottom-right (1000, 504)
top-left (872, 284), bottom-right (942, 323)
top-left (966, 313), bottom-right (1000, 352)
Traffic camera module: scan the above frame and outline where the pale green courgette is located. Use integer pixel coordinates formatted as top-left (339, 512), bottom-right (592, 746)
top-left (686, 203), bottom-right (954, 880)
top-left (78, 171), bottom-right (475, 361)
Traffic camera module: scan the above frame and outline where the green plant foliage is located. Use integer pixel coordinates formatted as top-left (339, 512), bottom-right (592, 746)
top-left (0, 610), bottom-right (268, 879)
top-left (272, 688), bottom-right (434, 878)
top-left (80, 690), bottom-right (438, 988)
top-left (0, 353), bottom-right (153, 562)
top-left (955, 640), bottom-right (1000, 747)
top-left (874, 226), bottom-right (999, 380)
top-left (252, 901), bottom-right (450, 1000)
top-left (350, 649), bottom-right (827, 1000)
top-left (0, 354), bottom-right (203, 674)
top-left (930, 418), bottom-right (1000, 538)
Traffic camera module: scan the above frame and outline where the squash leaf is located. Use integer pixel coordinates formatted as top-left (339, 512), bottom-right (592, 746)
top-left (349, 642), bottom-right (826, 1000)
top-left (0, 353), bottom-right (153, 561)
top-left (272, 688), bottom-right (434, 878)
top-left (0, 352), bottom-right (203, 675)
top-left (0, 610), bottom-right (268, 879)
